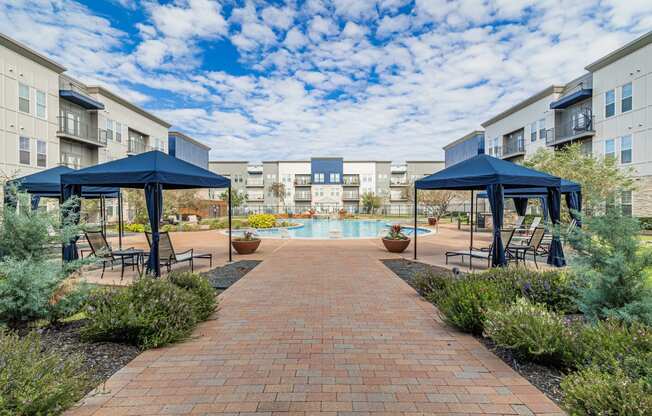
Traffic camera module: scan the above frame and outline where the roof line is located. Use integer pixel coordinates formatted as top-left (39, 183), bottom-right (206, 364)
top-left (585, 31), bottom-right (652, 72)
top-left (86, 85), bottom-right (171, 128)
top-left (169, 131), bottom-right (211, 150)
top-left (481, 85), bottom-right (564, 127)
top-left (443, 130), bottom-right (484, 150)
top-left (0, 32), bottom-right (66, 73)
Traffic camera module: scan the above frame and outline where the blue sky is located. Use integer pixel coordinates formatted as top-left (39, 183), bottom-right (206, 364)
top-left (1, 1), bottom-right (651, 161)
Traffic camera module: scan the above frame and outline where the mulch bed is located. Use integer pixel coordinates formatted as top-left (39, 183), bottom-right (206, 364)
top-left (203, 260), bottom-right (262, 290)
top-left (381, 258), bottom-right (564, 405)
top-left (36, 320), bottom-right (140, 391)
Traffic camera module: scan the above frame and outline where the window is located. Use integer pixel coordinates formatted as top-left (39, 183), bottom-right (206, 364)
top-left (621, 135), bottom-right (632, 164)
top-left (605, 138), bottom-right (615, 160)
top-left (19, 83), bottom-right (30, 113)
top-left (329, 173), bottom-right (340, 183)
top-left (621, 190), bottom-right (632, 217)
top-left (106, 119), bottom-right (114, 141)
top-left (538, 119), bottom-right (545, 140)
top-left (115, 122), bottom-right (122, 142)
top-left (37, 140), bottom-right (46, 167)
top-left (530, 122), bottom-right (537, 142)
top-left (621, 83), bottom-right (632, 113)
top-left (36, 90), bottom-right (46, 118)
top-left (605, 89), bottom-right (615, 117)
top-left (19, 137), bottom-right (30, 165)
top-left (314, 173), bottom-right (324, 183)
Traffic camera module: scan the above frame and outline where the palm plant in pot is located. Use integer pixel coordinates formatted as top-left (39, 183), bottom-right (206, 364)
top-left (232, 231), bottom-right (261, 254)
top-left (382, 224), bottom-right (411, 253)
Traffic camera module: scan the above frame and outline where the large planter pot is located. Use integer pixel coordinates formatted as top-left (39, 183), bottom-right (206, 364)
top-left (232, 239), bottom-right (261, 255)
top-left (382, 237), bottom-right (411, 253)
top-left (428, 217), bottom-right (437, 226)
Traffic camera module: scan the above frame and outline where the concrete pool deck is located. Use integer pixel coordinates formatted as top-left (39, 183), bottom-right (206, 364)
top-left (67, 226), bottom-right (563, 416)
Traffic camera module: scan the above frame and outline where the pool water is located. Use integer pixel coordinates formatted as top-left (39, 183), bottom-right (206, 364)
top-left (233, 219), bottom-right (431, 239)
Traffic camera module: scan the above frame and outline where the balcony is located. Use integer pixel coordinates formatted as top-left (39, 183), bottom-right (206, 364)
top-left (502, 139), bottom-right (525, 159)
top-left (546, 115), bottom-right (595, 146)
top-left (295, 192), bottom-right (312, 201)
top-left (59, 152), bottom-right (87, 169)
top-left (128, 138), bottom-right (153, 154)
top-left (246, 194), bottom-right (264, 201)
top-left (342, 175), bottom-right (360, 186)
top-left (294, 176), bottom-right (311, 186)
top-left (57, 116), bottom-right (106, 147)
top-left (390, 192), bottom-right (407, 201)
top-left (390, 177), bottom-right (408, 186)
top-left (246, 178), bottom-right (264, 187)
top-left (342, 191), bottom-right (359, 201)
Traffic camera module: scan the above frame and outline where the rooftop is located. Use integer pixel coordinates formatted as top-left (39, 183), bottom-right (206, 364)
top-left (443, 130), bottom-right (485, 150)
top-left (481, 85), bottom-right (564, 127)
top-left (0, 32), bottom-right (66, 73)
top-left (169, 131), bottom-right (211, 150)
top-left (586, 30), bottom-right (652, 72)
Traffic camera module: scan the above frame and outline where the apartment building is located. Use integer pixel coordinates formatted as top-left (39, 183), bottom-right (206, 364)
top-left (168, 131), bottom-right (210, 169)
top-left (443, 130), bottom-right (485, 167)
top-left (209, 158), bottom-right (443, 214)
top-left (472, 31), bottom-right (652, 217)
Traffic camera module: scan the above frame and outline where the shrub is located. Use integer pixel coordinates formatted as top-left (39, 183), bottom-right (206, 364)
top-left (180, 223), bottom-right (199, 232)
top-left (412, 270), bottom-right (451, 299)
top-left (436, 274), bottom-right (516, 335)
top-left (206, 219), bottom-right (226, 230)
top-left (247, 214), bottom-right (276, 229)
top-left (160, 224), bottom-right (178, 233)
top-left (638, 217), bottom-right (652, 231)
top-left (568, 211), bottom-right (652, 324)
top-left (561, 366), bottom-right (652, 416)
top-left (484, 298), bottom-right (570, 365)
top-left (0, 258), bottom-right (88, 328)
top-left (0, 330), bottom-right (91, 415)
top-left (169, 271), bottom-right (218, 321)
top-left (81, 278), bottom-right (197, 349)
top-left (124, 223), bottom-right (147, 233)
top-left (385, 224), bottom-right (408, 240)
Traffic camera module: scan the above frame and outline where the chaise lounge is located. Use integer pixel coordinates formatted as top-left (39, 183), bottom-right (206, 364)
top-left (445, 228), bottom-right (515, 268)
top-left (145, 231), bottom-right (212, 273)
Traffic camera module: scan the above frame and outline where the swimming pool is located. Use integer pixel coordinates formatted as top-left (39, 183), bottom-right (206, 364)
top-left (229, 219), bottom-right (432, 239)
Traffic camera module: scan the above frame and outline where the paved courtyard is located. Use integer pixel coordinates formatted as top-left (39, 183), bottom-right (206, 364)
top-left (68, 236), bottom-right (563, 416)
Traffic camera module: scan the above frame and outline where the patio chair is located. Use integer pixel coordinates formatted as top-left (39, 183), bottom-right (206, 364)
top-left (145, 231), bottom-right (212, 273)
top-left (511, 216), bottom-right (525, 229)
top-left (507, 227), bottom-right (546, 268)
top-left (540, 219), bottom-right (577, 255)
top-left (445, 228), bottom-right (516, 268)
top-left (512, 216), bottom-right (542, 243)
top-left (85, 230), bottom-right (140, 279)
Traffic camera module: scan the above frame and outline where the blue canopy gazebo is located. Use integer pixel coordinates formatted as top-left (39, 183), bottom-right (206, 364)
top-left (477, 179), bottom-right (582, 226)
top-left (60, 151), bottom-right (232, 276)
top-left (414, 154), bottom-right (566, 267)
top-left (4, 166), bottom-right (122, 243)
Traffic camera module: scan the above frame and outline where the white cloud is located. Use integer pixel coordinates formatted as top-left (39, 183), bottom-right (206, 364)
top-left (145, 0), bottom-right (227, 40)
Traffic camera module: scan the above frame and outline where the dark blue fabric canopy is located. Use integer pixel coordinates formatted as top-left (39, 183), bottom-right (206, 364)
top-left (60, 151), bottom-right (230, 189)
top-left (5, 166), bottom-right (119, 199)
top-left (416, 154), bottom-right (561, 190)
top-left (477, 179), bottom-right (580, 198)
top-left (60, 151), bottom-right (231, 275)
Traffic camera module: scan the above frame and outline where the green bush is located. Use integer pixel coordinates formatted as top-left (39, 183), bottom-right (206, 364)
top-left (0, 258), bottom-right (88, 328)
top-left (206, 219), bottom-right (226, 230)
top-left (0, 330), bottom-right (91, 415)
top-left (435, 274), bottom-right (516, 335)
top-left (160, 224), bottom-right (178, 233)
top-left (484, 298), bottom-right (570, 365)
top-left (561, 366), bottom-right (652, 415)
top-left (412, 270), bottom-right (451, 299)
top-left (568, 211), bottom-right (652, 324)
top-left (247, 214), bottom-right (277, 229)
top-left (81, 278), bottom-right (197, 349)
top-left (169, 271), bottom-right (218, 321)
top-left (124, 223), bottom-right (147, 233)
top-left (638, 217), bottom-right (652, 231)
top-left (180, 223), bottom-right (199, 232)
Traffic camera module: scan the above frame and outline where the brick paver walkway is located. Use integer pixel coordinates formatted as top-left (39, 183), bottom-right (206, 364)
top-left (68, 240), bottom-right (563, 416)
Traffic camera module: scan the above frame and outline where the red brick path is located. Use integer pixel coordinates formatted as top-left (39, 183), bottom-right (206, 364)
top-left (67, 240), bottom-right (563, 416)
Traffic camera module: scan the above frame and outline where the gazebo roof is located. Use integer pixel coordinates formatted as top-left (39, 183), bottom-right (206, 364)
top-left (477, 179), bottom-right (581, 198)
top-left (416, 154), bottom-right (561, 190)
top-left (6, 165), bottom-right (118, 198)
top-left (61, 151), bottom-right (230, 190)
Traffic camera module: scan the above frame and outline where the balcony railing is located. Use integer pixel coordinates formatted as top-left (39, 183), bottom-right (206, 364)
top-left (295, 192), bottom-right (312, 201)
top-left (502, 140), bottom-right (525, 158)
top-left (128, 138), bottom-right (153, 154)
top-left (246, 178), bottom-right (264, 187)
top-left (390, 177), bottom-right (408, 186)
top-left (390, 193), bottom-right (407, 201)
top-left (343, 175), bottom-right (360, 186)
top-left (57, 116), bottom-right (106, 146)
top-left (342, 191), bottom-right (359, 200)
top-left (246, 194), bottom-right (264, 201)
top-left (294, 177), bottom-right (311, 186)
top-left (546, 115), bottom-right (595, 146)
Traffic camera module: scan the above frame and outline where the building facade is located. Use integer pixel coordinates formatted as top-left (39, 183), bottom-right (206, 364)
top-left (443, 130), bottom-right (485, 167)
top-left (168, 131), bottom-right (210, 169)
top-left (209, 158), bottom-right (443, 215)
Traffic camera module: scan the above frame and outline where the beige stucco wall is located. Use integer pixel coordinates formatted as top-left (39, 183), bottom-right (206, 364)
top-left (0, 42), bottom-right (60, 180)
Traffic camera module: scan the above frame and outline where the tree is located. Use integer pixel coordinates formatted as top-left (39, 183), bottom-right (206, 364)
top-left (270, 182), bottom-right (286, 213)
top-left (419, 190), bottom-right (457, 226)
top-left (361, 192), bottom-right (382, 214)
top-left (219, 188), bottom-right (246, 209)
top-left (524, 144), bottom-right (635, 214)
top-left (122, 189), bottom-right (148, 224)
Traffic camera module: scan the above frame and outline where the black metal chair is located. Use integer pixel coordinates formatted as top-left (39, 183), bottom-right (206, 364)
top-left (85, 231), bottom-right (141, 279)
top-left (446, 228), bottom-right (516, 268)
top-left (145, 231), bottom-right (212, 273)
top-left (507, 227), bottom-right (546, 268)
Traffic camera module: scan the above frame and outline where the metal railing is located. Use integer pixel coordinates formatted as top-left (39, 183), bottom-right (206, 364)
top-left (294, 177), bottom-right (312, 186)
top-left (246, 194), bottom-right (264, 201)
top-left (343, 175), bottom-right (360, 185)
top-left (390, 178), bottom-right (408, 186)
top-left (342, 191), bottom-right (359, 200)
top-left (128, 138), bottom-right (152, 154)
top-left (294, 192), bottom-right (312, 201)
top-left (57, 116), bottom-right (105, 145)
top-left (502, 139), bottom-right (525, 157)
top-left (246, 178), bottom-right (264, 186)
top-left (546, 115), bottom-right (595, 146)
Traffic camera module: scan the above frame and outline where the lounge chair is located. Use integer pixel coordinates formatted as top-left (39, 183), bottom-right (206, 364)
top-left (446, 228), bottom-right (515, 268)
top-left (85, 230), bottom-right (142, 279)
top-left (507, 227), bottom-right (546, 268)
top-left (512, 216), bottom-right (542, 243)
top-left (540, 219), bottom-right (577, 255)
top-left (511, 216), bottom-right (525, 229)
top-left (145, 231), bottom-right (212, 273)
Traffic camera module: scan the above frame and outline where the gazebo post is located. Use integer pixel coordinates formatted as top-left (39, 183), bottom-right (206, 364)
top-left (469, 189), bottom-right (474, 270)
top-left (228, 184), bottom-right (233, 263)
top-left (117, 190), bottom-right (123, 250)
top-left (413, 183), bottom-right (417, 260)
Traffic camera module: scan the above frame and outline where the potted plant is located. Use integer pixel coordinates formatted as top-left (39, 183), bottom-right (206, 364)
top-left (232, 231), bottom-right (261, 255)
top-left (382, 224), bottom-right (411, 253)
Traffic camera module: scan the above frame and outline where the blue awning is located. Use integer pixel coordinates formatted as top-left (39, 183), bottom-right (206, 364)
top-left (5, 166), bottom-right (118, 198)
top-left (550, 89), bottom-right (592, 109)
top-left (59, 90), bottom-right (105, 110)
top-left (477, 179), bottom-right (581, 199)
